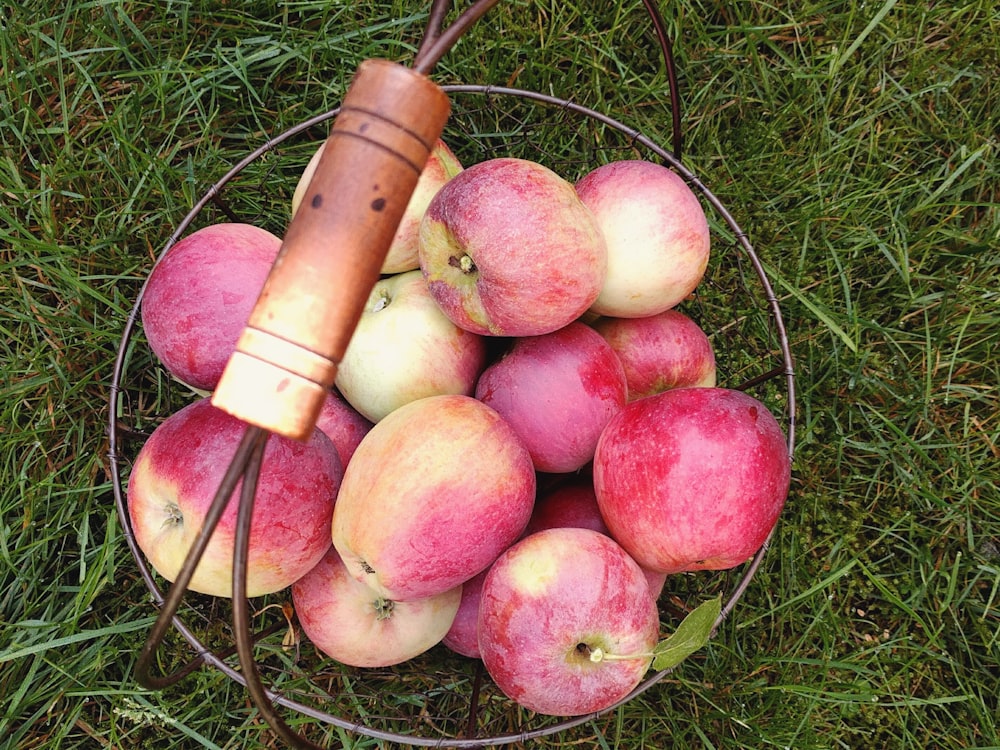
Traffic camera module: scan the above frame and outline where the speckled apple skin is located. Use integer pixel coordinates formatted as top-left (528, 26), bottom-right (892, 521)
top-left (140, 222), bottom-right (282, 391)
top-left (331, 394), bottom-right (536, 602)
top-left (418, 157), bottom-right (607, 337)
top-left (478, 527), bottom-right (659, 716)
top-left (576, 159), bottom-right (710, 318)
top-left (127, 398), bottom-right (342, 598)
top-left (474, 322), bottom-right (627, 473)
top-left (594, 387), bottom-right (791, 574)
top-left (292, 546), bottom-right (461, 668)
top-left (593, 308), bottom-right (716, 400)
top-left (525, 481), bottom-right (668, 600)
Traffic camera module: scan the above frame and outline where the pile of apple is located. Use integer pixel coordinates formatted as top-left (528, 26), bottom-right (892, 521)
top-left (128, 137), bottom-right (792, 718)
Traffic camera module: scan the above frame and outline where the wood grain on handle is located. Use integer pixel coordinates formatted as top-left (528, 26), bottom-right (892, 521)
top-left (212, 59), bottom-right (451, 440)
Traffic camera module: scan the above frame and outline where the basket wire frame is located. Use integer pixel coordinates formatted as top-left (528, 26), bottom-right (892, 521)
top-left (107, 5), bottom-right (796, 749)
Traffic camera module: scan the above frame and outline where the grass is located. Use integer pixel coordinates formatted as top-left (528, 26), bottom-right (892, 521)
top-left (1, 0), bottom-right (998, 747)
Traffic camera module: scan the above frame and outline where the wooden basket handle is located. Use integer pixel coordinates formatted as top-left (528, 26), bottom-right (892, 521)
top-left (212, 59), bottom-right (450, 440)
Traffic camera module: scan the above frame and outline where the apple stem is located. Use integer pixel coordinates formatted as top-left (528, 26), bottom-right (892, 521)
top-left (588, 647), bottom-right (654, 663)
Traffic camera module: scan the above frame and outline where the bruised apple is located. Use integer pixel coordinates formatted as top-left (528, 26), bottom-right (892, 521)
top-left (292, 546), bottom-right (461, 668)
top-left (140, 223), bottom-right (282, 391)
top-left (127, 398), bottom-right (342, 598)
top-left (331, 394), bottom-right (536, 601)
top-left (478, 527), bottom-right (660, 716)
top-left (419, 157), bottom-right (607, 337)
top-left (594, 387), bottom-right (791, 574)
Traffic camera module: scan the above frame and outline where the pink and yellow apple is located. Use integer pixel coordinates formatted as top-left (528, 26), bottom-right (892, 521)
top-left (292, 546), bottom-right (462, 668)
top-left (592, 308), bottom-right (717, 401)
top-left (331, 394), bottom-right (536, 601)
top-left (442, 567), bottom-right (488, 659)
top-left (291, 138), bottom-right (463, 274)
top-left (140, 222), bottom-right (282, 392)
top-left (576, 159), bottom-right (710, 317)
top-left (418, 157), bottom-right (607, 337)
top-left (474, 322), bottom-right (627, 473)
top-left (334, 270), bottom-right (487, 422)
top-left (478, 527), bottom-right (660, 716)
top-left (127, 398), bottom-right (342, 598)
top-left (594, 387), bottom-right (791, 574)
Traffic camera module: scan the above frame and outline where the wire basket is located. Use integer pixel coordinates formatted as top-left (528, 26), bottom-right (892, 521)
top-left (108, 4), bottom-right (796, 748)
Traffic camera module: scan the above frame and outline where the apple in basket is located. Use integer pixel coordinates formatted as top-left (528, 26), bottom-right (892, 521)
top-left (334, 269), bottom-right (487, 423)
top-left (475, 321), bottom-right (627, 473)
top-left (442, 567), bottom-right (488, 659)
top-left (140, 222), bottom-right (282, 392)
top-left (418, 157), bottom-right (607, 337)
top-left (292, 546), bottom-right (461, 668)
top-left (127, 398), bottom-right (342, 598)
top-left (525, 480), bottom-right (668, 601)
top-left (331, 394), bottom-right (536, 601)
top-left (478, 527), bottom-right (660, 716)
top-left (594, 387), bottom-right (791, 574)
top-left (313, 388), bottom-right (374, 469)
top-left (291, 137), bottom-right (463, 274)
top-left (576, 159), bottom-right (711, 318)
top-left (592, 308), bottom-right (717, 401)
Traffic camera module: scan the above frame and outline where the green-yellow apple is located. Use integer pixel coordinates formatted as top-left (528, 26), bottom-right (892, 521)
top-left (418, 157), bottom-right (607, 337)
top-left (126, 398), bottom-right (342, 598)
top-left (474, 321), bottom-right (627, 473)
top-left (334, 270), bottom-right (487, 422)
top-left (331, 394), bottom-right (536, 601)
top-left (292, 546), bottom-right (461, 668)
top-left (576, 160), bottom-right (710, 317)
top-left (478, 527), bottom-right (660, 716)
top-left (594, 387), bottom-right (791, 574)
top-left (291, 138), bottom-right (462, 274)
top-left (140, 222), bottom-right (282, 391)
top-left (592, 308), bottom-right (716, 401)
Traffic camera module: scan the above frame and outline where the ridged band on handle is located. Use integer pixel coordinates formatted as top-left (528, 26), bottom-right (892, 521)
top-left (211, 59), bottom-right (451, 440)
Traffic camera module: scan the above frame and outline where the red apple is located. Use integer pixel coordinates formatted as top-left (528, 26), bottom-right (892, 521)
top-left (331, 394), bottom-right (536, 601)
top-left (314, 389), bottom-right (374, 469)
top-left (127, 398), bottom-right (342, 598)
top-left (418, 157), bottom-right (607, 337)
top-left (475, 322), bottom-right (627, 473)
top-left (478, 527), bottom-right (660, 716)
top-left (292, 546), bottom-right (462, 668)
top-left (442, 568), bottom-right (488, 659)
top-left (594, 387), bottom-right (791, 574)
top-left (576, 160), bottom-right (710, 317)
top-left (334, 270), bottom-right (487, 422)
top-left (593, 308), bottom-right (717, 401)
top-left (140, 222), bottom-right (282, 391)
top-left (525, 481), bottom-right (667, 600)
top-left (291, 138), bottom-right (463, 274)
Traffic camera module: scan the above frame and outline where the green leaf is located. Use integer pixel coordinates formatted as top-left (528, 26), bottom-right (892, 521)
top-left (650, 596), bottom-right (722, 672)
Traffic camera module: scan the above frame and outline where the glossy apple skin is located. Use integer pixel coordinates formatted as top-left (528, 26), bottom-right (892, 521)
top-left (474, 322), bottom-right (627, 473)
top-left (291, 138), bottom-right (463, 274)
top-left (576, 160), bottom-right (710, 318)
top-left (127, 398), bottom-right (342, 598)
top-left (332, 394), bottom-right (536, 601)
top-left (594, 387), bottom-right (791, 574)
top-left (292, 546), bottom-right (461, 668)
top-left (334, 270), bottom-right (487, 422)
top-left (140, 223), bottom-right (282, 391)
top-left (442, 567), bottom-right (488, 659)
top-left (314, 389), bottom-right (374, 469)
top-left (525, 481), bottom-right (668, 600)
top-left (418, 157), bottom-right (607, 337)
top-left (593, 308), bottom-right (716, 401)
top-left (478, 527), bottom-right (660, 716)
